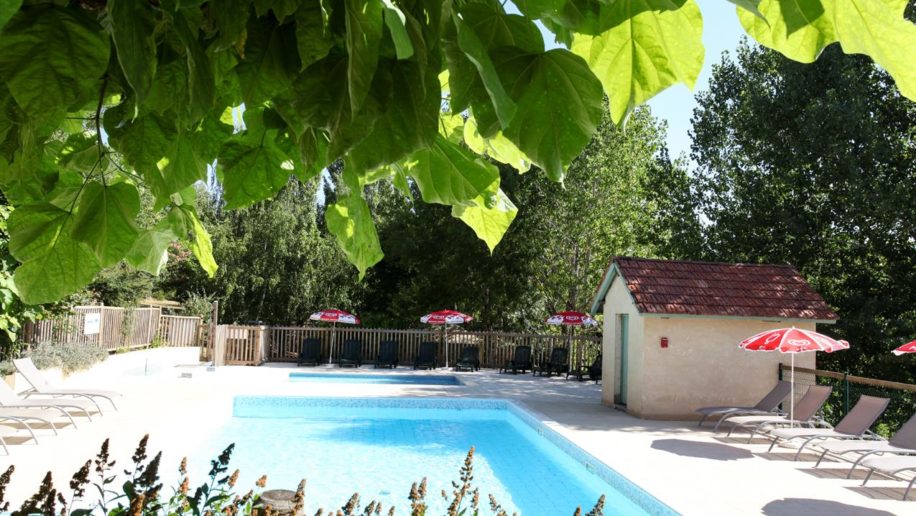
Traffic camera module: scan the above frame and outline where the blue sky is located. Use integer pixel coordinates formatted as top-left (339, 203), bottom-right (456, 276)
top-left (646, 0), bottom-right (748, 159)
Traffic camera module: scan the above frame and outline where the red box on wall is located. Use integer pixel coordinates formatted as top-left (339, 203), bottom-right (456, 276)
top-left (661, 337), bottom-right (669, 349)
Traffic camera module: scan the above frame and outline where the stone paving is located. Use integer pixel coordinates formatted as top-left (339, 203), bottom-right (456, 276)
top-left (0, 349), bottom-right (910, 515)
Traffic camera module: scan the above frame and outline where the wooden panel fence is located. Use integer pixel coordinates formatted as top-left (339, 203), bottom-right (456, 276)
top-left (157, 315), bottom-right (206, 347)
top-left (22, 306), bottom-right (164, 351)
top-left (213, 325), bottom-right (601, 369)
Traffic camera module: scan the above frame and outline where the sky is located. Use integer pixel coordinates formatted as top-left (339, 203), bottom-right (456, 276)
top-left (646, 0), bottom-right (748, 159)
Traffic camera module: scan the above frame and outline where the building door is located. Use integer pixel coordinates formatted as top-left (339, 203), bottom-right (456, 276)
top-left (616, 314), bottom-right (629, 405)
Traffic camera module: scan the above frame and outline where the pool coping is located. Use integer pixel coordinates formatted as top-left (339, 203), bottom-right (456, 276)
top-left (231, 395), bottom-right (679, 516)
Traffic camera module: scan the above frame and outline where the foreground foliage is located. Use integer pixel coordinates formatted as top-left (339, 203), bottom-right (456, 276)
top-left (0, 0), bottom-right (913, 304)
top-left (2, 436), bottom-right (606, 515)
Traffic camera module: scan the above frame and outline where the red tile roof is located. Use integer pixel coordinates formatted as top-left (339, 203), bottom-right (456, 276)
top-left (609, 257), bottom-right (837, 321)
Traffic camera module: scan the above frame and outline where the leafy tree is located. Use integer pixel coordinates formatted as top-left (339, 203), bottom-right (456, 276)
top-left (690, 40), bottom-right (916, 380)
top-left (162, 178), bottom-right (361, 325)
top-left (637, 149), bottom-right (705, 260)
top-left (0, 0), bottom-right (913, 304)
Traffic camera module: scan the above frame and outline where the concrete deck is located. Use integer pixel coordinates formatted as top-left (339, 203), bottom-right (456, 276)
top-left (0, 349), bottom-right (909, 515)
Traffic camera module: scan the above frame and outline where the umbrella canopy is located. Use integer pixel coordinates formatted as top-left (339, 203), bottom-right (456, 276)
top-left (738, 327), bottom-right (849, 354)
top-left (309, 309), bottom-right (360, 325)
top-left (420, 309), bottom-right (473, 326)
top-left (546, 311), bottom-right (597, 327)
top-left (420, 310), bottom-right (472, 368)
top-left (738, 327), bottom-right (849, 423)
top-left (893, 340), bottom-right (916, 356)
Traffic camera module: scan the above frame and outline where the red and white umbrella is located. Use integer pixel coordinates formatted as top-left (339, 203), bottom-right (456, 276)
top-left (546, 311), bottom-right (597, 327)
top-left (309, 309), bottom-right (360, 364)
top-left (739, 327), bottom-right (849, 422)
top-left (893, 340), bottom-right (916, 356)
top-left (309, 309), bottom-right (360, 325)
top-left (420, 310), bottom-right (472, 368)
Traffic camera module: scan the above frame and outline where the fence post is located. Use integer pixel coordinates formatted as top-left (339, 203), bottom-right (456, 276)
top-left (843, 372), bottom-right (850, 415)
top-left (778, 362), bottom-right (783, 382)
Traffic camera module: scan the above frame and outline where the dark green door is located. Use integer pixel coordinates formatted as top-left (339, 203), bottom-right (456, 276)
top-left (617, 314), bottom-right (629, 405)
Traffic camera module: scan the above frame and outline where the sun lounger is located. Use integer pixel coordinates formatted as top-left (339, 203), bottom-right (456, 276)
top-left (297, 338), bottom-right (321, 366)
top-left (566, 353), bottom-right (602, 383)
top-left (500, 345), bottom-right (532, 374)
top-left (375, 341), bottom-right (399, 368)
top-left (0, 406), bottom-right (74, 435)
top-left (696, 380), bottom-right (791, 428)
top-left (13, 358), bottom-right (120, 412)
top-left (338, 340), bottom-right (363, 368)
top-left (859, 454), bottom-right (916, 500)
top-left (814, 413), bottom-right (916, 476)
top-left (766, 394), bottom-right (890, 460)
top-left (534, 347), bottom-right (569, 377)
top-left (454, 346), bottom-right (480, 372)
top-left (0, 380), bottom-right (95, 423)
top-left (414, 342), bottom-right (437, 370)
top-left (722, 385), bottom-right (833, 439)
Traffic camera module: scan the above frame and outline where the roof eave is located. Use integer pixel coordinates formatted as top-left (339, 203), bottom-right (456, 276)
top-left (589, 262), bottom-right (620, 314)
top-left (640, 312), bottom-right (838, 325)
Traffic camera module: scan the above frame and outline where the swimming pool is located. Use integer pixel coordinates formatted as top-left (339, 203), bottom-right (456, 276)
top-left (289, 372), bottom-right (461, 385)
top-left (191, 397), bottom-right (676, 515)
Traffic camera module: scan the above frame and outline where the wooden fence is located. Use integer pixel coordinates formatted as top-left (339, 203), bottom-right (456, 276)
top-left (23, 307), bottom-right (208, 352)
top-left (157, 315), bottom-right (206, 347)
top-left (213, 325), bottom-right (601, 368)
top-left (23, 306), bottom-right (164, 351)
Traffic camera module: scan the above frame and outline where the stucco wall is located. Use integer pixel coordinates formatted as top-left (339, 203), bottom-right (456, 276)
top-left (601, 275), bottom-right (644, 411)
top-left (636, 317), bottom-right (816, 419)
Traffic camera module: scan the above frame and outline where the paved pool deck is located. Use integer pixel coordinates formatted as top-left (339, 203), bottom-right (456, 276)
top-left (0, 350), bottom-right (909, 515)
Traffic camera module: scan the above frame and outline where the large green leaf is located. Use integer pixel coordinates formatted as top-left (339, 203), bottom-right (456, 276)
top-left (236, 16), bottom-right (300, 104)
top-left (0, 5), bottom-right (109, 128)
top-left (0, 0), bottom-right (23, 33)
top-left (175, 10), bottom-right (216, 120)
top-left (831, 0), bottom-right (916, 102)
top-left (344, 0), bottom-right (384, 113)
top-left (70, 182), bottom-right (141, 268)
top-left (738, 0), bottom-right (836, 63)
top-left (8, 203), bottom-right (101, 304)
top-left (725, 0), bottom-right (765, 20)
top-left (295, 0), bottom-right (335, 69)
top-left (399, 134), bottom-right (501, 206)
top-left (572, 0), bottom-right (704, 125)
top-left (463, 117), bottom-right (531, 173)
top-left (452, 188), bottom-right (518, 253)
top-left (109, 0), bottom-right (157, 104)
top-left (325, 192), bottom-right (384, 279)
top-left (182, 206), bottom-right (218, 277)
top-left (382, 0), bottom-right (414, 59)
top-left (126, 226), bottom-right (176, 276)
top-left (217, 128), bottom-right (292, 209)
top-left (496, 48), bottom-right (604, 181)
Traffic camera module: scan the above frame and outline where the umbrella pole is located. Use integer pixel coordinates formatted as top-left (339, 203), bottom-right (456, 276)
top-left (444, 324), bottom-right (449, 369)
top-left (329, 322), bottom-right (336, 365)
top-left (790, 353), bottom-right (795, 426)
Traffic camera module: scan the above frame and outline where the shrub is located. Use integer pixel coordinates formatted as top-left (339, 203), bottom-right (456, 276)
top-left (1, 437), bottom-right (606, 515)
top-left (22, 342), bottom-right (108, 374)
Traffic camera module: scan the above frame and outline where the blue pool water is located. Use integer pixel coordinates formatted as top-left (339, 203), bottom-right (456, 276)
top-left (190, 397), bottom-right (676, 515)
top-left (289, 372), bottom-right (461, 385)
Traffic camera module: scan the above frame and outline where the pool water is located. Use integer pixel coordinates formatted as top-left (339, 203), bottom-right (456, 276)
top-left (289, 372), bottom-right (461, 385)
top-left (190, 397), bottom-right (674, 515)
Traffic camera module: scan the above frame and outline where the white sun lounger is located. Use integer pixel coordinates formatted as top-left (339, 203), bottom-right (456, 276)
top-left (766, 395), bottom-right (890, 460)
top-left (859, 455), bottom-right (916, 500)
top-left (0, 379), bottom-right (96, 422)
top-left (13, 357), bottom-right (121, 412)
top-left (696, 380), bottom-right (792, 430)
top-left (814, 413), bottom-right (916, 477)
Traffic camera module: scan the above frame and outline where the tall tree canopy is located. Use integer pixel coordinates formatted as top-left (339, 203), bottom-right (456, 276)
top-left (690, 41), bottom-right (916, 380)
top-left (0, 0), bottom-right (913, 304)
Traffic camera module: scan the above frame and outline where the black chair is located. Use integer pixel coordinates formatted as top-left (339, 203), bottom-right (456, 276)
top-left (535, 347), bottom-right (569, 377)
top-left (375, 340), bottom-right (399, 368)
top-left (338, 339), bottom-right (363, 368)
top-left (500, 345), bottom-right (532, 374)
top-left (414, 341), bottom-right (438, 370)
top-left (297, 338), bottom-right (321, 366)
top-left (567, 353), bottom-right (602, 383)
top-left (454, 346), bottom-right (480, 372)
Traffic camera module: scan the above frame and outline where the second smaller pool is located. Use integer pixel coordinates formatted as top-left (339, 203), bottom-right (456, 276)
top-left (289, 372), bottom-right (461, 385)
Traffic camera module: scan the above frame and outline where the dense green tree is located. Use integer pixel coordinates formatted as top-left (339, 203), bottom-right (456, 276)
top-left (690, 41), bottom-right (916, 379)
top-left (0, 1), bottom-right (913, 304)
